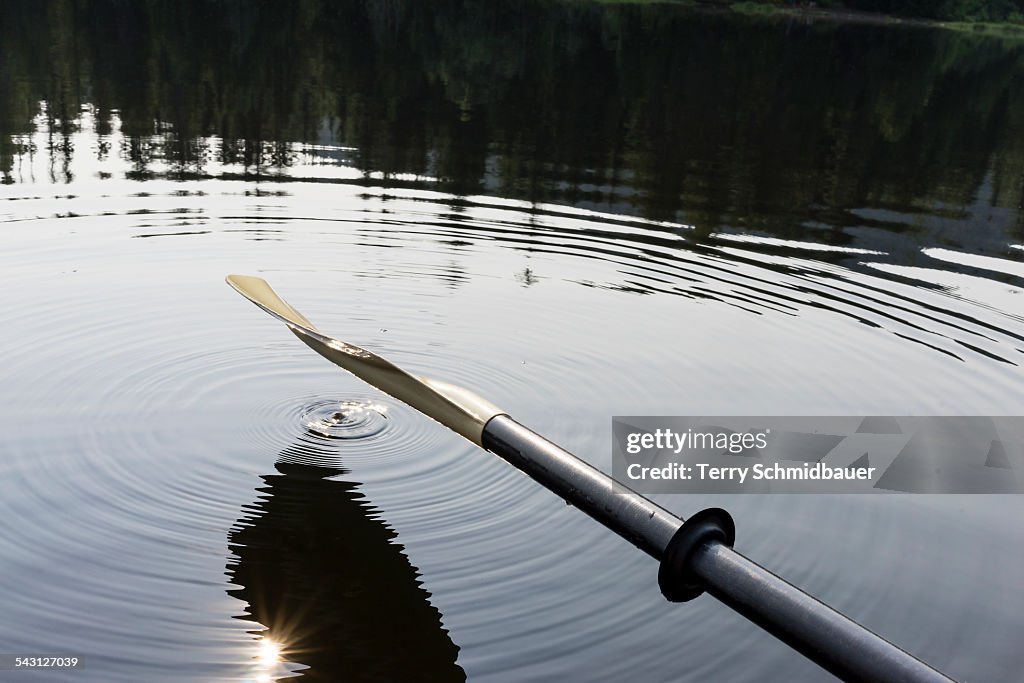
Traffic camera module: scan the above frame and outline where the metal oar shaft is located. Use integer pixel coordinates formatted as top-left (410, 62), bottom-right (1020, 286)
top-left (481, 415), bottom-right (955, 683)
top-left (693, 543), bottom-right (953, 683)
top-left (481, 414), bottom-right (680, 558)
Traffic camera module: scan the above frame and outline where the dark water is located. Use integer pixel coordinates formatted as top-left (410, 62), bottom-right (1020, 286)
top-left (2, 1), bottom-right (1024, 681)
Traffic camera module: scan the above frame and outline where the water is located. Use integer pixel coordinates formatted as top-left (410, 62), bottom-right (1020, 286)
top-left (2, 2), bottom-right (1024, 681)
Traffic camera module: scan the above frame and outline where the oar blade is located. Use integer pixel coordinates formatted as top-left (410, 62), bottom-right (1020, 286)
top-left (226, 274), bottom-right (319, 332)
top-left (226, 274), bottom-right (504, 445)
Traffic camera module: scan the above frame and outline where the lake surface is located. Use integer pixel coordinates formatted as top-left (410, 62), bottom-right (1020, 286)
top-left (2, 1), bottom-right (1024, 681)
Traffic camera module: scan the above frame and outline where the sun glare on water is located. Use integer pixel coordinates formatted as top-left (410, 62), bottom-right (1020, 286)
top-left (258, 637), bottom-right (282, 667)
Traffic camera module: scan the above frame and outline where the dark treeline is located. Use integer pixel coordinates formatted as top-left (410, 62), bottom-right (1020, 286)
top-left (788, 0), bottom-right (1024, 23)
top-left (1, 0), bottom-right (1023, 239)
top-left (738, 0), bottom-right (1024, 23)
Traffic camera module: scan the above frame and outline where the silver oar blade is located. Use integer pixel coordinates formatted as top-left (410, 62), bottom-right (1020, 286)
top-left (226, 275), bottom-right (504, 446)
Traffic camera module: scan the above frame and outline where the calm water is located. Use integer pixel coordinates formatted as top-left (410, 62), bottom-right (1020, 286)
top-left (2, 2), bottom-right (1024, 681)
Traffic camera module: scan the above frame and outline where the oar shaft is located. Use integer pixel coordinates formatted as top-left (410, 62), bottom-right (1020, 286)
top-left (481, 415), bottom-right (955, 683)
top-left (692, 542), bottom-right (954, 683)
top-left (481, 414), bottom-right (682, 558)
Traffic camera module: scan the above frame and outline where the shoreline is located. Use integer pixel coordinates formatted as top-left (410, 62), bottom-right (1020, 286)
top-left (727, 2), bottom-right (1024, 36)
top-left (579, 0), bottom-right (1024, 39)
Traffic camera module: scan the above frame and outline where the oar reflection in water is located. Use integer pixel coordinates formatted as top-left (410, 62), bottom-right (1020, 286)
top-left (226, 434), bottom-right (466, 682)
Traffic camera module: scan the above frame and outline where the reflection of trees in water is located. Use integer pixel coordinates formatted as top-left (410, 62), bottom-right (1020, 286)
top-left (1, 0), bottom-right (1023, 236)
top-left (227, 448), bottom-right (464, 682)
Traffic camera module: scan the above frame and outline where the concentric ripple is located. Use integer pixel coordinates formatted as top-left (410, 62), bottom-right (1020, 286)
top-left (243, 392), bottom-right (455, 471)
top-left (302, 398), bottom-right (391, 440)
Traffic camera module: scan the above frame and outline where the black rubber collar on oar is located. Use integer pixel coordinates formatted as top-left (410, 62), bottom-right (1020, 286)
top-left (658, 508), bottom-right (735, 602)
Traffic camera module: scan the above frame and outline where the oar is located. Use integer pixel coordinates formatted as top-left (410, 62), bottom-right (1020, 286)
top-left (226, 274), bottom-right (956, 683)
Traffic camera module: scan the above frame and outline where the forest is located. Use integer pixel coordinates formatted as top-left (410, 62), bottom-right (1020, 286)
top-left (2, 0), bottom-right (1022, 239)
top-left (736, 0), bottom-right (1024, 23)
